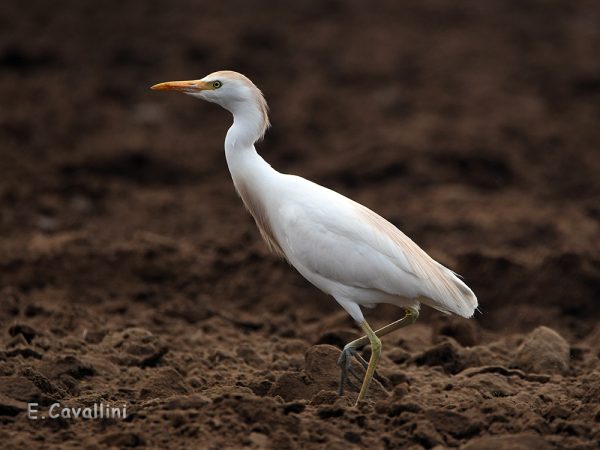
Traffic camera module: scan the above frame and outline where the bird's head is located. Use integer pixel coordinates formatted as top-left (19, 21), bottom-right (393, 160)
top-left (151, 70), bottom-right (270, 139)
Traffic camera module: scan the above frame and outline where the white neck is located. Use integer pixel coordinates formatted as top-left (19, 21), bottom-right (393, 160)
top-left (220, 96), bottom-right (285, 258)
top-left (224, 101), bottom-right (277, 186)
top-left (224, 101), bottom-right (264, 151)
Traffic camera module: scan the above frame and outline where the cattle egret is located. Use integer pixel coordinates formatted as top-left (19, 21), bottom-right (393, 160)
top-left (151, 71), bottom-right (478, 404)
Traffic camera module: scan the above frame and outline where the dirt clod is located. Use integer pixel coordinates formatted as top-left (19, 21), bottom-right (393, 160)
top-left (511, 326), bottom-right (570, 375)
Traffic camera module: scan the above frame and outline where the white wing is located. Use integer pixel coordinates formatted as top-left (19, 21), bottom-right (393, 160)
top-left (274, 176), bottom-right (478, 318)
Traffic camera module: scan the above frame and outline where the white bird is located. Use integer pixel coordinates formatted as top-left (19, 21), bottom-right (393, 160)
top-left (151, 71), bottom-right (478, 404)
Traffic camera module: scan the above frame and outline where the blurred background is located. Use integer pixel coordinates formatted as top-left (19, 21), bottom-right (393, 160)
top-left (1, 0), bottom-right (599, 447)
top-left (1, 0), bottom-right (598, 336)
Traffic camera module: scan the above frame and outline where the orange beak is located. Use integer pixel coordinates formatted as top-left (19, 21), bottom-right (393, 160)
top-left (150, 80), bottom-right (210, 92)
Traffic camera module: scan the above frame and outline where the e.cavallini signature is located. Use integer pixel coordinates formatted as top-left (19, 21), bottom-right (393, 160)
top-left (28, 402), bottom-right (127, 420)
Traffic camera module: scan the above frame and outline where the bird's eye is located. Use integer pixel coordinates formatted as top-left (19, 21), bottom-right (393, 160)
top-left (212, 81), bottom-right (222, 89)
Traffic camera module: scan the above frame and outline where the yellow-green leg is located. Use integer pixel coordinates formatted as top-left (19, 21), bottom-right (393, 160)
top-left (355, 320), bottom-right (381, 404)
top-left (346, 308), bottom-right (419, 351)
top-left (337, 308), bottom-right (419, 403)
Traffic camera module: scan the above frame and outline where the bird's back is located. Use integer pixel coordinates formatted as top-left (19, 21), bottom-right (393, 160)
top-left (266, 174), bottom-right (478, 318)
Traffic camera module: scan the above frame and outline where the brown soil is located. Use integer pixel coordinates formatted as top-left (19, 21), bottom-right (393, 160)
top-left (1, 0), bottom-right (599, 448)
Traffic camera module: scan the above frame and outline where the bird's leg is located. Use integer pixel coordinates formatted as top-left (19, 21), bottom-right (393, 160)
top-left (355, 320), bottom-right (381, 404)
top-left (337, 308), bottom-right (419, 397)
top-left (345, 308), bottom-right (419, 351)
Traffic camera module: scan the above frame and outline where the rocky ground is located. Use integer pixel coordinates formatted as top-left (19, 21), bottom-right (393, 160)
top-left (0, 0), bottom-right (599, 448)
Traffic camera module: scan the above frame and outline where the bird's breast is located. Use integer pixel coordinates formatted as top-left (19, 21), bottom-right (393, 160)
top-left (234, 179), bottom-right (286, 258)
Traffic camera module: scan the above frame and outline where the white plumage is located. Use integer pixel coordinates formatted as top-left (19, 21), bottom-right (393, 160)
top-left (152, 70), bottom-right (478, 404)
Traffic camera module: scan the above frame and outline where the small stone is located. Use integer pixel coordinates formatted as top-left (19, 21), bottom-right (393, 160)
top-left (511, 326), bottom-right (569, 375)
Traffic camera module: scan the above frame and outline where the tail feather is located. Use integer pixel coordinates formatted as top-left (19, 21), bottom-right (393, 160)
top-left (421, 264), bottom-right (478, 318)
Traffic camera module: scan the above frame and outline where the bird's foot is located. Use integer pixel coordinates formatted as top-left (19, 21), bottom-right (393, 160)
top-left (337, 345), bottom-right (387, 396)
top-left (337, 346), bottom-right (363, 395)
